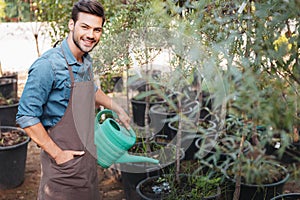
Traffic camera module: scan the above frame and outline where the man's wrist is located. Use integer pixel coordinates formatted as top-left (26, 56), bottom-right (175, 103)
top-left (43, 140), bottom-right (62, 160)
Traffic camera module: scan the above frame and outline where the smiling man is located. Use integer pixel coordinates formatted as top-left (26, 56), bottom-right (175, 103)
top-left (16, 0), bottom-right (130, 199)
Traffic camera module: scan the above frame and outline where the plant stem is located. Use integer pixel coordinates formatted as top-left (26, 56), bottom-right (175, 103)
top-left (144, 32), bottom-right (151, 153)
top-left (233, 134), bottom-right (246, 200)
top-left (145, 83), bottom-right (152, 153)
top-left (175, 96), bottom-right (182, 183)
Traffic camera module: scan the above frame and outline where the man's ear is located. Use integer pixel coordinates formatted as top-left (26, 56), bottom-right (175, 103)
top-left (68, 19), bottom-right (75, 31)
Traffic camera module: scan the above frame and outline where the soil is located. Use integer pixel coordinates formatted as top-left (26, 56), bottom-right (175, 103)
top-left (1, 72), bottom-right (300, 200)
top-left (0, 129), bottom-right (28, 147)
top-left (138, 174), bottom-right (220, 199)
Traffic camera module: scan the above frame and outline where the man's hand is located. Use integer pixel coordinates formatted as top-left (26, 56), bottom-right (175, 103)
top-left (54, 150), bottom-right (85, 165)
top-left (117, 109), bottom-right (131, 130)
top-left (23, 123), bottom-right (86, 165)
top-left (94, 89), bottom-right (131, 129)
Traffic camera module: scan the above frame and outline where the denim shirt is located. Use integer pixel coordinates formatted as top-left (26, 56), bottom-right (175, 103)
top-left (16, 39), bottom-right (98, 129)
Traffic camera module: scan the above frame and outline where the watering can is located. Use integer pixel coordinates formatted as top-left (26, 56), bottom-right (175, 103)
top-left (94, 109), bottom-right (159, 168)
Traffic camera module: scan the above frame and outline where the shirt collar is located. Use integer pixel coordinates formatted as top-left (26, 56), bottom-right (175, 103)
top-left (61, 39), bottom-right (92, 70)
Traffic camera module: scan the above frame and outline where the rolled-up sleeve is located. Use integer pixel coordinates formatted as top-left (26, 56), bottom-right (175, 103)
top-left (16, 58), bottom-right (55, 128)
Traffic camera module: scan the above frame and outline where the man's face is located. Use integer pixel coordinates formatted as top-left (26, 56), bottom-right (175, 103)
top-left (69, 12), bottom-right (103, 53)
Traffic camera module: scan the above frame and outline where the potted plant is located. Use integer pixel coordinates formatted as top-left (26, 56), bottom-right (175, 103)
top-left (168, 115), bottom-right (217, 160)
top-left (131, 93), bottom-right (166, 127)
top-left (264, 128), bottom-right (300, 164)
top-left (133, 70), bottom-right (217, 199)
top-left (149, 96), bottom-right (199, 140)
top-left (196, 134), bottom-right (252, 168)
top-left (271, 193), bottom-right (300, 200)
top-left (0, 126), bottom-right (30, 189)
top-left (0, 78), bottom-right (17, 99)
top-left (120, 136), bottom-right (185, 200)
top-left (0, 69), bottom-right (19, 127)
top-left (129, 78), bottom-right (167, 127)
top-left (0, 68), bottom-right (18, 99)
top-left (0, 96), bottom-right (19, 127)
top-left (136, 172), bottom-right (221, 200)
top-left (224, 154), bottom-right (290, 200)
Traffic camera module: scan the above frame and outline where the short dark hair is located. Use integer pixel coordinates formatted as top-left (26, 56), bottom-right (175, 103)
top-left (72, 0), bottom-right (105, 26)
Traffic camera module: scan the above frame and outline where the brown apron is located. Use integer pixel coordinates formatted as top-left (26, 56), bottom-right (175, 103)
top-left (38, 51), bottom-right (99, 200)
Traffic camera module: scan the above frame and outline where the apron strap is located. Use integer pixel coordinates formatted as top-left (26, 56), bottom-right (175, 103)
top-left (61, 46), bottom-right (75, 82)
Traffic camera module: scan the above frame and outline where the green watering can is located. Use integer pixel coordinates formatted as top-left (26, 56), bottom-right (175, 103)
top-left (94, 109), bottom-right (159, 168)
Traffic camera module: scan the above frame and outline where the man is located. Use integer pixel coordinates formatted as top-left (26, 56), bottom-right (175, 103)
top-left (16, 0), bottom-right (130, 199)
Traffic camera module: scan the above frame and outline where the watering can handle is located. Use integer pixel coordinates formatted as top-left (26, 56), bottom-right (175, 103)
top-left (95, 109), bottom-right (136, 138)
top-left (95, 109), bottom-right (118, 122)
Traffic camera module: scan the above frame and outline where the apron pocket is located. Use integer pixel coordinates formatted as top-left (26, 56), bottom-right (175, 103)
top-left (50, 156), bottom-right (89, 187)
top-left (54, 155), bottom-right (82, 170)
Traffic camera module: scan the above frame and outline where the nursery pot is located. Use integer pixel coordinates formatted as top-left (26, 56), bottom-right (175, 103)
top-left (111, 76), bottom-right (123, 92)
top-left (0, 72), bottom-right (18, 82)
top-left (0, 100), bottom-right (18, 126)
top-left (280, 143), bottom-right (300, 163)
top-left (120, 141), bottom-right (184, 200)
top-left (225, 162), bottom-right (290, 200)
top-left (0, 78), bottom-right (17, 99)
top-left (266, 137), bottom-right (300, 164)
top-left (168, 119), bottom-right (217, 160)
top-left (149, 100), bottom-right (199, 140)
top-left (271, 193), bottom-right (300, 200)
top-left (131, 96), bottom-right (166, 127)
top-left (0, 72), bottom-right (18, 98)
top-left (0, 126), bottom-right (30, 189)
top-left (136, 174), bottom-right (221, 200)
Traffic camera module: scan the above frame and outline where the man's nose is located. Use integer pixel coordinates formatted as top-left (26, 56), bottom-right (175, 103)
top-left (86, 29), bottom-right (94, 39)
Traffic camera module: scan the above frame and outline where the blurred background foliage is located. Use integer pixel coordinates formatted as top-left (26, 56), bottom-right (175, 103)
top-left (1, 0), bottom-right (299, 148)
top-left (1, 0), bottom-right (300, 188)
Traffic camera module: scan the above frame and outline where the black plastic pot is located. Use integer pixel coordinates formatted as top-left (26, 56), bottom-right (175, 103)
top-left (0, 126), bottom-right (30, 189)
top-left (0, 78), bottom-right (17, 99)
top-left (280, 144), bottom-right (300, 163)
top-left (0, 72), bottom-right (18, 81)
top-left (0, 72), bottom-right (18, 98)
top-left (131, 97), bottom-right (166, 127)
top-left (120, 142), bottom-right (184, 200)
top-left (136, 174), bottom-right (221, 200)
top-left (149, 101), bottom-right (199, 140)
top-left (168, 119), bottom-right (217, 160)
top-left (266, 138), bottom-right (300, 164)
top-left (111, 76), bottom-right (123, 92)
top-left (0, 100), bottom-right (19, 126)
top-left (225, 162), bottom-right (290, 200)
top-left (271, 193), bottom-right (300, 200)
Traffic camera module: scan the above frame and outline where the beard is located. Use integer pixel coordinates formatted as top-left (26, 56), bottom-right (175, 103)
top-left (72, 30), bottom-right (99, 53)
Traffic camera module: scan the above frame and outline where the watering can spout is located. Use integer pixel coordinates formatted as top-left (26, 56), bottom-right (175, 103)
top-left (116, 152), bottom-right (159, 164)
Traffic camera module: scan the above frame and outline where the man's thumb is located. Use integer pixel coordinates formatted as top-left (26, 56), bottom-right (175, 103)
top-left (73, 151), bottom-right (85, 156)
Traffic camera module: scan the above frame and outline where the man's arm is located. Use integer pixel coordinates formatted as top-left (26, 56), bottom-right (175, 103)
top-left (95, 88), bottom-right (130, 129)
top-left (24, 123), bottom-right (84, 165)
